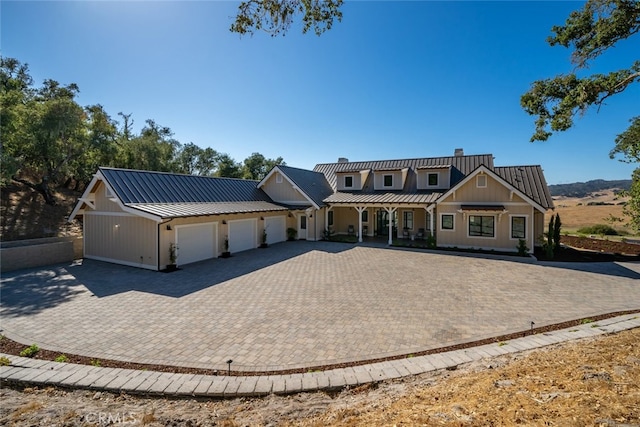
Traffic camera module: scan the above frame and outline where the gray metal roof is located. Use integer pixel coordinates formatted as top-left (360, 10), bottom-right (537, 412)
top-left (100, 167), bottom-right (272, 204)
top-left (494, 166), bottom-right (554, 209)
top-left (276, 165), bottom-right (334, 208)
top-left (324, 191), bottom-right (442, 205)
top-left (314, 154), bottom-right (494, 190)
top-left (127, 201), bottom-right (288, 219)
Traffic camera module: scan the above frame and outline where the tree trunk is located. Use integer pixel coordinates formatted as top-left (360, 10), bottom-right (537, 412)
top-left (12, 176), bottom-right (57, 205)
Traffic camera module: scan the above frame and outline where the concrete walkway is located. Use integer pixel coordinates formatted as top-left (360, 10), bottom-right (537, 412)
top-left (1, 313), bottom-right (638, 397)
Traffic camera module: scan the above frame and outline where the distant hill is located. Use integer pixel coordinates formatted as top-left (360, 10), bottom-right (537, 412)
top-left (549, 179), bottom-right (632, 197)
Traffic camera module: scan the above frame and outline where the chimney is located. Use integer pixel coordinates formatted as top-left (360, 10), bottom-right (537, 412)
top-left (337, 157), bottom-right (349, 163)
top-left (454, 148), bottom-right (464, 157)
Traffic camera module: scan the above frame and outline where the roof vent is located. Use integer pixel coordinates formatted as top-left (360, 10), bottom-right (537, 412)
top-left (454, 148), bottom-right (464, 157)
top-left (337, 157), bottom-right (349, 163)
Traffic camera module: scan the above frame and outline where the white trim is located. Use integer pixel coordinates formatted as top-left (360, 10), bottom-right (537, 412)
top-left (476, 174), bottom-right (487, 188)
top-left (84, 211), bottom-right (137, 217)
top-left (84, 255), bottom-right (157, 271)
top-left (344, 175), bottom-right (354, 188)
top-left (439, 202), bottom-right (530, 207)
top-left (382, 174), bottom-right (394, 188)
top-left (68, 171), bottom-right (104, 222)
top-left (466, 213), bottom-right (497, 240)
top-left (276, 173), bottom-right (283, 183)
top-left (509, 214), bottom-right (528, 241)
top-left (439, 213), bottom-right (455, 232)
top-left (427, 172), bottom-right (439, 187)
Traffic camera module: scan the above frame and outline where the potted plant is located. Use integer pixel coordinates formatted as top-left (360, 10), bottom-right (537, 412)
top-left (287, 227), bottom-right (297, 241)
top-left (260, 229), bottom-right (268, 248)
top-left (221, 236), bottom-right (231, 258)
top-left (167, 243), bottom-right (178, 271)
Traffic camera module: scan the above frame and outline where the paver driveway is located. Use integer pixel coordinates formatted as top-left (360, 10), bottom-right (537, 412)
top-left (1, 241), bottom-right (638, 372)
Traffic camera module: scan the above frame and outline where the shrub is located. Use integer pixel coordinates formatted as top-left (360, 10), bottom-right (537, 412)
top-left (517, 239), bottom-right (529, 256)
top-left (0, 356), bottom-right (10, 366)
top-left (577, 224), bottom-right (619, 236)
top-left (55, 354), bottom-right (69, 363)
top-left (19, 344), bottom-right (40, 358)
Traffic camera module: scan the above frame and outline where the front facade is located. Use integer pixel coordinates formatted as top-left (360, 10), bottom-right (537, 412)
top-left (69, 150), bottom-right (553, 270)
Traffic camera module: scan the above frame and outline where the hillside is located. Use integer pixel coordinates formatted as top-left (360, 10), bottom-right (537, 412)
top-left (548, 179), bottom-right (631, 197)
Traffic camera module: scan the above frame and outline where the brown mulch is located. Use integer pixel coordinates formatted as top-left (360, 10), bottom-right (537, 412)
top-left (534, 235), bottom-right (640, 262)
top-left (561, 235), bottom-right (640, 256)
top-left (2, 310), bottom-right (638, 377)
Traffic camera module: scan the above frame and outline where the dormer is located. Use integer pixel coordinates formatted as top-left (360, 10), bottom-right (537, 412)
top-left (372, 167), bottom-right (408, 191)
top-left (416, 165), bottom-right (451, 190)
top-left (336, 169), bottom-right (370, 191)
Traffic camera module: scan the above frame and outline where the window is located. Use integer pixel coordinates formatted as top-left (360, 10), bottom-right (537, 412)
top-left (383, 174), bottom-right (393, 187)
top-left (511, 216), bottom-right (526, 239)
top-left (344, 175), bottom-right (353, 188)
top-left (441, 214), bottom-right (454, 230)
top-left (362, 210), bottom-right (368, 222)
top-left (469, 215), bottom-right (494, 237)
top-left (328, 211), bottom-right (334, 226)
top-left (276, 173), bottom-right (283, 183)
top-left (403, 211), bottom-right (414, 230)
top-left (428, 173), bottom-right (438, 186)
top-left (477, 175), bottom-right (487, 188)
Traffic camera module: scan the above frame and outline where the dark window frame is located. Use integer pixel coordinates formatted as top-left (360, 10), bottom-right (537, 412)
top-left (511, 216), bottom-right (526, 239)
top-left (469, 215), bottom-right (495, 237)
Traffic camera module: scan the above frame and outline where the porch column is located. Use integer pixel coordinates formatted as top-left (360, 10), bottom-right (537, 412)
top-left (427, 206), bottom-right (434, 236)
top-left (384, 207), bottom-right (397, 245)
top-left (355, 206), bottom-right (366, 243)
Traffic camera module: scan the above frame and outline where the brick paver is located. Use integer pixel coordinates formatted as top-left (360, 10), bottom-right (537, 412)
top-left (1, 241), bottom-right (638, 373)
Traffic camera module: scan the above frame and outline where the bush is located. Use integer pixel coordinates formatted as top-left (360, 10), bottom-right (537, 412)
top-left (19, 344), bottom-right (40, 358)
top-left (577, 224), bottom-right (619, 236)
top-left (517, 239), bottom-right (529, 256)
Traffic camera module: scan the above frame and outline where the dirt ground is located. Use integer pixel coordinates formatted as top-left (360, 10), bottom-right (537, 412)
top-left (2, 328), bottom-right (638, 427)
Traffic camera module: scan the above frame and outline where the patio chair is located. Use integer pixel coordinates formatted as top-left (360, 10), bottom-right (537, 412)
top-left (416, 228), bottom-right (425, 240)
top-left (348, 225), bottom-right (355, 236)
top-left (402, 228), bottom-right (410, 239)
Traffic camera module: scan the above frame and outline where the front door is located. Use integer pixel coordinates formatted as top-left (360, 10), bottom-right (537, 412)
top-left (298, 214), bottom-right (307, 240)
top-left (376, 210), bottom-right (397, 236)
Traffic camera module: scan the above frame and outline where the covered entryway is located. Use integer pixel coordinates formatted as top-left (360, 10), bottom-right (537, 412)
top-left (228, 218), bottom-right (257, 253)
top-left (264, 216), bottom-right (286, 245)
top-left (175, 222), bottom-right (217, 266)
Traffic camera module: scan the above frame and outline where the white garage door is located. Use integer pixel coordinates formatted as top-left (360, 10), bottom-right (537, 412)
top-left (264, 216), bottom-right (286, 245)
top-left (228, 219), bottom-right (257, 253)
top-left (176, 222), bottom-right (216, 266)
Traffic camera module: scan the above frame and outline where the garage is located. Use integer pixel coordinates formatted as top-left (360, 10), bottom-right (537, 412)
top-left (228, 218), bottom-right (257, 253)
top-left (264, 216), bottom-right (286, 245)
top-left (175, 222), bottom-right (217, 266)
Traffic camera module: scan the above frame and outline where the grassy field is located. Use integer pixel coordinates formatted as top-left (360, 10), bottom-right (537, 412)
top-left (547, 189), bottom-right (635, 236)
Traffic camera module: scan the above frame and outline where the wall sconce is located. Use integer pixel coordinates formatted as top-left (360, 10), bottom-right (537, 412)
top-left (222, 220), bottom-right (227, 224)
top-left (260, 216), bottom-right (264, 221)
top-left (114, 224), bottom-right (120, 229)
top-left (288, 213), bottom-right (293, 218)
top-left (309, 214), bottom-right (313, 218)
top-left (166, 224), bottom-right (172, 231)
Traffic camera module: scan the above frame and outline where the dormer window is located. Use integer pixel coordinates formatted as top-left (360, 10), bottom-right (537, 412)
top-left (276, 173), bottom-right (283, 183)
top-left (477, 175), bottom-right (487, 188)
top-left (344, 175), bottom-right (353, 188)
top-left (428, 173), bottom-right (438, 186)
top-left (383, 175), bottom-right (393, 187)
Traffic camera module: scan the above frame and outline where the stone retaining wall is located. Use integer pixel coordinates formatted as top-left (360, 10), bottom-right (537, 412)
top-left (0, 236), bottom-right (83, 273)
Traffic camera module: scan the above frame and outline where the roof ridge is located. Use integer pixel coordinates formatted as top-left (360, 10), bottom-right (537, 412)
top-left (99, 167), bottom-right (259, 183)
top-left (314, 153), bottom-right (494, 167)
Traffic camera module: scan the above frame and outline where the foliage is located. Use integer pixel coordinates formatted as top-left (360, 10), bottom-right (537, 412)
top-left (54, 354), bottom-right (69, 363)
top-left (242, 152), bottom-right (285, 180)
top-left (323, 227), bottom-right (335, 241)
top-left (90, 359), bottom-right (101, 367)
top-left (169, 243), bottom-right (178, 264)
top-left (553, 213), bottom-right (562, 254)
top-left (610, 116), bottom-right (640, 164)
top-left (623, 168), bottom-right (640, 231)
top-left (19, 344), bottom-right (40, 358)
top-left (521, 0), bottom-right (640, 142)
top-left (517, 239), bottom-right (530, 256)
top-left (546, 215), bottom-right (555, 259)
top-left (224, 236), bottom-right (230, 251)
top-left (287, 227), bottom-right (297, 240)
top-left (0, 356), bottom-right (10, 366)
top-left (577, 224), bottom-right (621, 235)
top-left (231, 0), bottom-right (343, 36)
top-left (262, 228), bottom-right (268, 245)
top-left (1, 55), bottom-right (286, 206)
top-left (425, 234), bottom-right (437, 249)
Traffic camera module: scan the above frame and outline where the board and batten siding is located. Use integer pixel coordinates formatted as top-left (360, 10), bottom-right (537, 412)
top-left (94, 182), bottom-right (125, 212)
top-left (84, 213), bottom-right (158, 269)
top-left (260, 172), bottom-right (309, 204)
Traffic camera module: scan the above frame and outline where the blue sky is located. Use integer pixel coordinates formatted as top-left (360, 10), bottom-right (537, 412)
top-left (2, 1), bottom-right (637, 184)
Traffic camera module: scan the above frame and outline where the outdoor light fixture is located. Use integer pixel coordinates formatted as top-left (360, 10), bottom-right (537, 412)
top-left (114, 224), bottom-right (120, 228)
top-left (260, 216), bottom-right (264, 220)
top-left (222, 220), bottom-right (227, 224)
top-left (166, 225), bottom-right (172, 231)
top-left (226, 359), bottom-right (233, 375)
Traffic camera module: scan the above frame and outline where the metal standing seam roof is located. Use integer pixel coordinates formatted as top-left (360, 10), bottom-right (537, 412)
top-left (313, 154), bottom-right (495, 190)
top-left (275, 165), bottom-right (334, 208)
top-left (98, 167), bottom-right (289, 219)
top-left (494, 166), bottom-right (554, 209)
top-left (324, 192), bottom-right (443, 205)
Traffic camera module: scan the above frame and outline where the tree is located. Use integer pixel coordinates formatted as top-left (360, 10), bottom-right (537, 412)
top-left (242, 152), bottom-right (285, 180)
top-left (175, 143), bottom-right (219, 176)
top-left (553, 213), bottom-right (562, 254)
top-left (231, 0), bottom-right (343, 36)
top-left (215, 153), bottom-right (243, 178)
top-left (611, 117), bottom-right (640, 230)
top-left (521, 0), bottom-right (639, 142)
top-left (117, 119), bottom-right (181, 172)
top-left (521, 0), bottom-right (640, 231)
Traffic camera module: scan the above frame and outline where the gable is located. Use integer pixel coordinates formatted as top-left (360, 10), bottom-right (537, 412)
top-left (440, 172), bottom-right (526, 204)
top-left (260, 171), bottom-right (310, 204)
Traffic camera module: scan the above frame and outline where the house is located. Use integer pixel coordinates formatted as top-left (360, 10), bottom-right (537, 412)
top-left (69, 149), bottom-right (553, 270)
